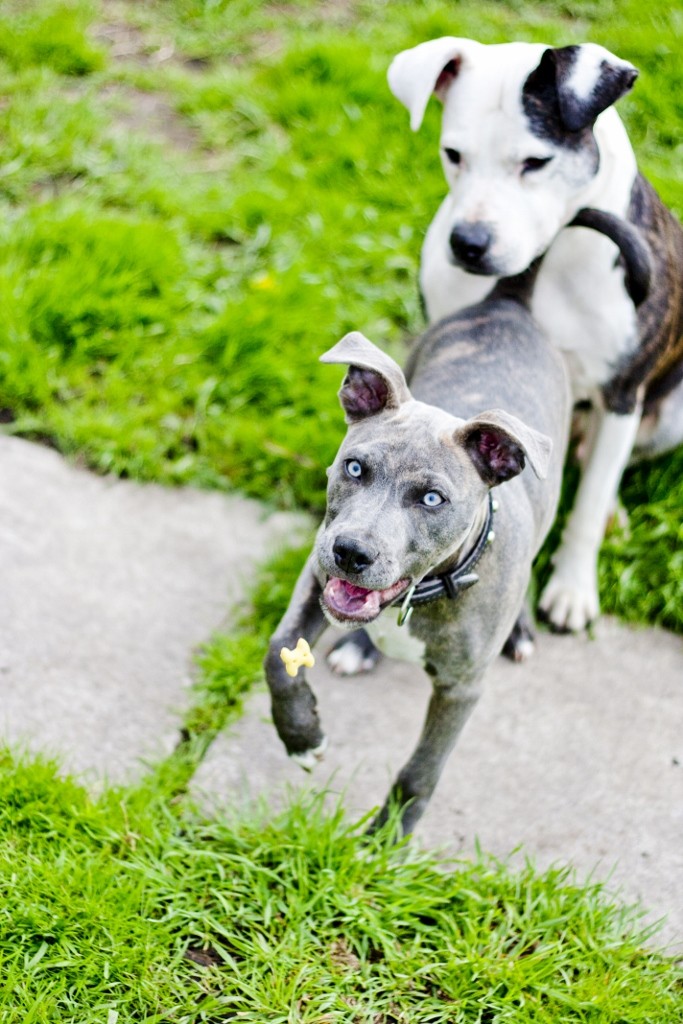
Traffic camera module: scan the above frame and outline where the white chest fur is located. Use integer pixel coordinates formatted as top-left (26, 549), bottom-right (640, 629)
top-left (531, 228), bottom-right (639, 400)
top-left (366, 609), bottom-right (427, 664)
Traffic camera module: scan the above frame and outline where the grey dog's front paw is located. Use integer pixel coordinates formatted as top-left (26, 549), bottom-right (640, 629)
top-left (290, 735), bottom-right (328, 772)
top-left (270, 679), bottom-right (325, 764)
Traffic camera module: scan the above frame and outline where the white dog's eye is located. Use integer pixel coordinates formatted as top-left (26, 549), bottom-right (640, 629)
top-left (345, 459), bottom-right (363, 479)
top-left (421, 490), bottom-right (445, 508)
top-left (443, 147), bottom-right (461, 166)
top-left (522, 156), bottom-right (553, 175)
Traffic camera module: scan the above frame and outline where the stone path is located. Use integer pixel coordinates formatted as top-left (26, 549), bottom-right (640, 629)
top-left (2, 435), bottom-right (681, 950)
top-left (0, 435), bottom-right (303, 781)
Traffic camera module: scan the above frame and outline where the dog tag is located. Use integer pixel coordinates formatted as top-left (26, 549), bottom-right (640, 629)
top-left (397, 584), bottom-right (416, 627)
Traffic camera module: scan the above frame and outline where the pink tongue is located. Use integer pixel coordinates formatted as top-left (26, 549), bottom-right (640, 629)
top-left (324, 578), bottom-right (381, 618)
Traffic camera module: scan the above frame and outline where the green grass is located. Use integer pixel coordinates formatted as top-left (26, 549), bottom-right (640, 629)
top-left (1, 2), bottom-right (683, 1017)
top-left (2, 747), bottom-right (682, 1022)
top-left (0, 0), bottom-right (681, 626)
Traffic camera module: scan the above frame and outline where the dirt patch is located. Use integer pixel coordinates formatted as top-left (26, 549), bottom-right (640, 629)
top-left (91, 0), bottom-right (202, 72)
top-left (101, 83), bottom-right (200, 152)
top-left (91, 0), bottom-right (168, 66)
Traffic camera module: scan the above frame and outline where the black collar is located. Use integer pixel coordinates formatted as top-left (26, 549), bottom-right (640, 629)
top-left (394, 493), bottom-right (495, 626)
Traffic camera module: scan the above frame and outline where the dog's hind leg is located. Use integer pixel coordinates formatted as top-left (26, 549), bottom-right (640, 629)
top-left (502, 600), bottom-right (536, 662)
top-left (327, 628), bottom-right (382, 676)
top-left (633, 376), bottom-right (683, 461)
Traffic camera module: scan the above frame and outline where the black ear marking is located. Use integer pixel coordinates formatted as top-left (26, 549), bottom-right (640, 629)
top-left (339, 366), bottom-right (391, 421)
top-left (464, 426), bottom-right (526, 487)
top-left (552, 46), bottom-right (638, 132)
top-left (523, 44), bottom-right (638, 142)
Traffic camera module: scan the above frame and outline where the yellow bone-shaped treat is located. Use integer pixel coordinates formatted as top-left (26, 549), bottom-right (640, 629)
top-left (280, 637), bottom-right (315, 678)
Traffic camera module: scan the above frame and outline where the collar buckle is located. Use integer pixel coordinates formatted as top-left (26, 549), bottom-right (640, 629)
top-left (442, 570), bottom-right (479, 600)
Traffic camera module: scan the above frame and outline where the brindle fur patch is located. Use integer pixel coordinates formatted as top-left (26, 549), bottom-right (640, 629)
top-left (602, 175), bottom-right (683, 415)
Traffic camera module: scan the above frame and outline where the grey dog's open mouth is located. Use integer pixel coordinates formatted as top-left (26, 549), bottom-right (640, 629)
top-left (322, 576), bottom-right (410, 624)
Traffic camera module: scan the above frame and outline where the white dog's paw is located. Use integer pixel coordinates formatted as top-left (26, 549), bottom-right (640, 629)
top-left (539, 569), bottom-right (599, 633)
top-left (289, 736), bottom-right (328, 772)
top-left (326, 630), bottom-right (381, 676)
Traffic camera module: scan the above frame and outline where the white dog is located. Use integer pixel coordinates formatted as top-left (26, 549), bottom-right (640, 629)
top-left (388, 38), bottom-right (683, 632)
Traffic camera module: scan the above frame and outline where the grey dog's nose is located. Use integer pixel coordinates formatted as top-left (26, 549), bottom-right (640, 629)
top-left (450, 222), bottom-right (492, 267)
top-left (333, 536), bottom-right (375, 575)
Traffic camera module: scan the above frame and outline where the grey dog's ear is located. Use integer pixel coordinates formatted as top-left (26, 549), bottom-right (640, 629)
top-left (455, 409), bottom-right (553, 487)
top-left (320, 332), bottom-right (411, 422)
top-left (524, 43), bottom-right (638, 133)
top-left (388, 36), bottom-right (483, 131)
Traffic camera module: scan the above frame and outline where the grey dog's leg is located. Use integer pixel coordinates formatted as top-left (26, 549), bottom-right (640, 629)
top-left (327, 628), bottom-right (382, 676)
top-left (369, 678), bottom-right (481, 836)
top-left (264, 556), bottom-right (328, 765)
top-left (502, 601), bottom-right (536, 662)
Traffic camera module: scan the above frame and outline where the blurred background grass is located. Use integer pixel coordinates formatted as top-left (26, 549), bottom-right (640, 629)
top-left (0, 0), bottom-right (681, 629)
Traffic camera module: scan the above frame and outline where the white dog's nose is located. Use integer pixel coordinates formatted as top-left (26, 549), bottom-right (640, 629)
top-left (450, 222), bottom-right (492, 269)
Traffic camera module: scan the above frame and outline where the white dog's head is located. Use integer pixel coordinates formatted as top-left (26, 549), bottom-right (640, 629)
top-left (388, 38), bottom-right (638, 276)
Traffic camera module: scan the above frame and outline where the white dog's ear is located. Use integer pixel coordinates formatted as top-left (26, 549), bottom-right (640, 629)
top-left (388, 36), bottom-right (482, 131)
top-left (320, 332), bottom-right (411, 422)
top-left (524, 44), bottom-right (638, 133)
top-left (455, 409), bottom-right (553, 486)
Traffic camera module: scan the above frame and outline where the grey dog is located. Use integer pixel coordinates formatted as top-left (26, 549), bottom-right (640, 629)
top-left (264, 212), bottom-right (650, 835)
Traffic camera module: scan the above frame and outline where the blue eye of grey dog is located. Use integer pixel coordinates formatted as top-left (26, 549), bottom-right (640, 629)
top-left (521, 156), bottom-right (553, 174)
top-left (421, 490), bottom-right (446, 508)
top-left (345, 459), bottom-right (363, 479)
top-left (443, 147), bottom-right (461, 166)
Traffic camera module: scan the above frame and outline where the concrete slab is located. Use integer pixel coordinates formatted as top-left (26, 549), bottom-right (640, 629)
top-left (194, 617), bottom-right (683, 951)
top-left (0, 436), bottom-right (305, 782)
top-left (2, 433), bottom-right (680, 949)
